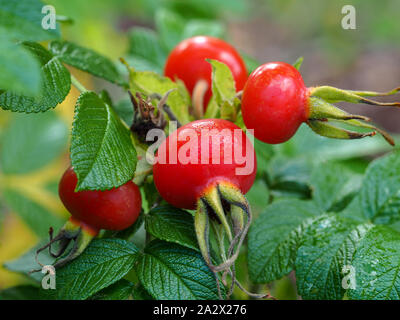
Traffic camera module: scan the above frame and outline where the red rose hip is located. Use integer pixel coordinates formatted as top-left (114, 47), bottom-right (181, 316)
top-left (164, 36), bottom-right (248, 111)
top-left (59, 167), bottom-right (142, 231)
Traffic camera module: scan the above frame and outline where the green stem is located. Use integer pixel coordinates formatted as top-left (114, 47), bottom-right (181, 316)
top-left (71, 75), bottom-right (87, 93)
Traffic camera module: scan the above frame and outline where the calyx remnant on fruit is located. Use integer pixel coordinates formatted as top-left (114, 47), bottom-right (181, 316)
top-left (31, 217), bottom-right (97, 272)
top-left (241, 61), bottom-right (400, 145)
top-left (307, 86), bottom-right (400, 146)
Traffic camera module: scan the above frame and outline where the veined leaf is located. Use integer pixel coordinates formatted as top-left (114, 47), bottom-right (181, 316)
top-left (342, 150), bottom-right (400, 225)
top-left (137, 240), bottom-right (221, 300)
top-left (42, 239), bottom-right (139, 300)
top-left (248, 200), bottom-right (322, 283)
top-left (49, 40), bottom-right (126, 86)
top-left (71, 92), bottom-right (137, 191)
top-left (0, 42), bottom-right (70, 113)
top-left (310, 162), bottom-right (362, 212)
top-left (295, 215), bottom-right (373, 300)
top-left (145, 205), bottom-right (198, 250)
top-left (348, 226), bottom-right (400, 300)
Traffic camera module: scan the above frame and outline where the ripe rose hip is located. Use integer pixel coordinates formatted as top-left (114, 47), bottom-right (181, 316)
top-left (241, 62), bottom-right (308, 144)
top-left (34, 167), bottom-right (142, 271)
top-left (164, 36), bottom-right (248, 111)
top-left (59, 167), bottom-right (142, 231)
top-left (153, 118), bottom-right (256, 210)
top-left (241, 61), bottom-right (399, 145)
top-left (152, 118), bottom-right (257, 298)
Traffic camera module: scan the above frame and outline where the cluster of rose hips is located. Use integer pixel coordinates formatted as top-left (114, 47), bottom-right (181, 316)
top-left (36, 36), bottom-right (399, 298)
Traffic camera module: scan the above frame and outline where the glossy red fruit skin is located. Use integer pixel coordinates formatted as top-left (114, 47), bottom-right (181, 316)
top-left (59, 168), bottom-right (142, 231)
top-left (164, 36), bottom-right (248, 108)
top-left (153, 119), bottom-right (257, 210)
top-left (241, 62), bottom-right (309, 144)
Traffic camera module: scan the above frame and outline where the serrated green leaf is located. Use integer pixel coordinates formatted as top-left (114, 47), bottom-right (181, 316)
top-left (342, 150), bottom-right (400, 225)
top-left (90, 279), bottom-right (134, 300)
top-left (0, 42), bottom-right (70, 113)
top-left (130, 71), bottom-right (190, 124)
top-left (248, 200), bottom-right (322, 283)
top-left (2, 189), bottom-right (63, 238)
top-left (137, 240), bottom-right (221, 300)
top-left (49, 40), bottom-right (125, 86)
top-left (0, 0), bottom-right (61, 41)
top-left (348, 226), bottom-right (400, 300)
top-left (71, 91), bottom-right (137, 191)
top-left (0, 33), bottom-right (41, 96)
top-left (310, 162), bottom-right (362, 212)
top-left (155, 9), bottom-right (185, 52)
top-left (43, 239), bottom-right (139, 300)
top-left (127, 27), bottom-right (166, 74)
top-left (182, 20), bottom-right (225, 39)
top-left (0, 285), bottom-right (40, 300)
top-left (145, 205), bottom-right (198, 250)
top-left (0, 111), bottom-right (67, 174)
top-left (295, 215), bottom-right (373, 300)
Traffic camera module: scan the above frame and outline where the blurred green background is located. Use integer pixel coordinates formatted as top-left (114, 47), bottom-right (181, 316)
top-left (0, 0), bottom-right (399, 296)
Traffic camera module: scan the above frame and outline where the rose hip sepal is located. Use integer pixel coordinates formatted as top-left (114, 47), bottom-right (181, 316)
top-left (241, 61), bottom-right (400, 145)
top-left (153, 119), bottom-right (260, 298)
top-left (32, 167), bottom-right (142, 272)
